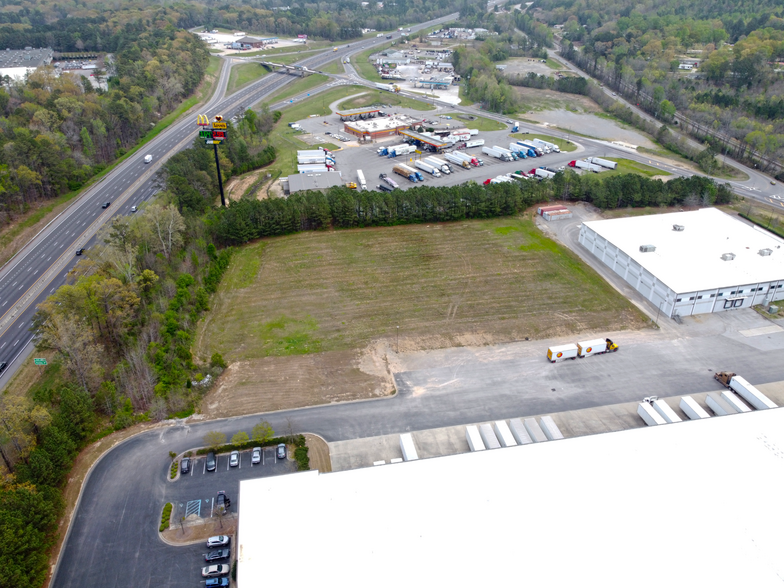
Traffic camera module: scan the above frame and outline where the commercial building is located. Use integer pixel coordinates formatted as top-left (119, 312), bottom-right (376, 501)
top-left (0, 47), bottom-right (53, 80)
top-left (579, 208), bottom-right (784, 318)
top-left (343, 115), bottom-right (412, 140)
top-left (237, 408), bottom-right (784, 587)
top-left (283, 171), bottom-right (344, 194)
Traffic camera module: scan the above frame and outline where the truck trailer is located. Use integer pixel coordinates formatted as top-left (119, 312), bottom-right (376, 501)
top-left (539, 416), bottom-right (564, 440)
top-left (465, 425), bottom-right (486, 451)
top-left (493, 146), bottom-right (517, 161)
top-left (586, 157), bottom-right (617, 170)
top-left (356, 169), bottom-right (367, 190)
top-left (637, 402), bottom-right (666, 426)
top-left (478, 424), bottom-right (501, 449)
top-left (388, 144), bottom-right (415, 157)
top-left (569, 160), bottom-right (602, 173)
top-left (577, 338), bottom-right (618, 357)
top-left (424, 156), bottom-right (451, 174)
top-left (713, 372), bottom-right (777, 409)
top-left (547, 343), bottom-right (578, 362)
top-left (532, 138), bottom-right (560, 153)
top-left (533, 168), bottom-right (557, 179)
top-left (650, 398), bottom-right (682, 423)
top-left (516, 141), bottom-right (543, 156)
top-left (399, 433), bottom-right (419, 461)
top-left (444, 152), bottom-right (470, 168)
top-left (393, 163), bottom-right (419, 182)
top-left (482, 145), bottom-right (511, 161)
top-left (508, 143), bottom-right (529, 158)
top-left (375, 82), bottom-right (400, 92)
top-left (523, 418), bottom-right (548, 443)
top-left (508, 418), bottom-right (533, 445)
top-left (414, 160), bottom-right (441, 177)
top-left (451, 151), bottom-right (479, 166)
top-left (493, 421), bottom-right (517, 447)
top-left (379, 172), bottom-right (399, 189)
top-left (680, 396), bottom-right (711, 420)
top-left (465, 139), bottom-right (485, 148)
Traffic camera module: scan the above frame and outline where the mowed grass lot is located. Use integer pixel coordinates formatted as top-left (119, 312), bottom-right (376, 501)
top-left (338, 90), bottom-right (434, 111)
top-left (603, 158), bottom-right (670, 177)
top-left (196, 217), bottom-right (647, 362)
top-left (227, 63), bottom-right (268, 94)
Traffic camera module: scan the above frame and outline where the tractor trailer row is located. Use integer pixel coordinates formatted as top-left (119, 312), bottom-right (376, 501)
top-left (547, 338), bottom-right (618, 363)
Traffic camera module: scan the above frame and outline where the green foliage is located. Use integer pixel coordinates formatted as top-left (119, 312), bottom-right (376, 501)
top-left (203, 431), bottom-right (227, 450)
top-left (195, 434), bottom-right (305, 455)
top-left (160, 503), bottom-right (173, 532)
top-left (251, 421), bottom-right (275, 444)
top-left (231, 431), bottom-right (250, 446)
top-left (294, 446), bottom-right (310, 471)
top-left (210, 353), bottom-right (228, 370)
top-left (452, 46), bottom-right (519, 113)
top-left (170, 461), bottom-right (178, 479)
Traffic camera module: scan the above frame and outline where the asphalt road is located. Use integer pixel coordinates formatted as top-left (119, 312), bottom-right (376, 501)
top-left (0, 14), bottom-right (458, 388)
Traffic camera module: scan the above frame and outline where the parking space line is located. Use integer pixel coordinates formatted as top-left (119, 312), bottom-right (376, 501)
top-left (203, 460), bottom-right (206, 474)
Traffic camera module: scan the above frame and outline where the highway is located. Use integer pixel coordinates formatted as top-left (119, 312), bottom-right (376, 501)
top-left (0, 14), bottom-right (458, 388)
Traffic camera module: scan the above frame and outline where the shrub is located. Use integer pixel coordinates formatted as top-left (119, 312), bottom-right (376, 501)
top-left (195, 434), bottom-right (305, 455)
top-left (170, 461), bottom-right (178, 479)
top-left (160, 503), bottom-right (173, 532)
top-left (294, 446), bottom-right (310, 471)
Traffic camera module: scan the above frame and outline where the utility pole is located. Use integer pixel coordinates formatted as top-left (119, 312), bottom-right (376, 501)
top-left (197, 113), bottom-right (228, 207)
top-left (213, 143), bottom-right (226, 207)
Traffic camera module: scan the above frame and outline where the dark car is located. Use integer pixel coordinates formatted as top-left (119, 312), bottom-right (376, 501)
top-left (276, 443), bottom-right (286, 460)
top-left (206, 451), bottom-right (216, 471)
top-left (216, 491), bottom-right (231, 510)
top-left (75, 248), bottom-right (85, 256)
top-left (205, 579), bottom-right (230, 588)
top-left (0, 362), bottom-right (7, 374)
top-left (180, 457), bottom-right (190, 474)
top-left (205, 548), bottom-right (230, 562)
top-left (101, 202), bottom-right (111, 208)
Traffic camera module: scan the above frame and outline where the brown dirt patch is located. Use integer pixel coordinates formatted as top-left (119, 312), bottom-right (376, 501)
top-left (304, 433), bottom-right (332, 473)
top-left (513, 85), bottom-right (601, 113)
top-left (225, 169), bottom-right (266, 202)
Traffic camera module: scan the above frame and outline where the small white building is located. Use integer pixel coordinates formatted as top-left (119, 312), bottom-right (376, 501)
top-left (579, 208), bottom-right (784, 318)
top-left (678, 63), bottom-right (694, 70)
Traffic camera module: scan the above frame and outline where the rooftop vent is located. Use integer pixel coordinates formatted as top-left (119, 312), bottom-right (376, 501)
top-left (639, 244), bottom-right (656, 253)
top-left (721, 253), bottom-right (736, 261)
top-left (759, 248), bottom-right (773, 257)
top-left (673, 224), bottom-right (685, 231)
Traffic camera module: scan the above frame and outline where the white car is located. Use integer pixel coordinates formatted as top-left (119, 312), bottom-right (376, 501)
top-left (143, 154), bottom-right (152, 163)
top-left (229, 450), bottom-right (239, 467)
top-left (206, 535), bottom-right (231, 548)
top-left (251, 447), bottom-right (261, 464)
top-left (130, 205), bottom-right (137, 213)
top-left (202, 564), bottom-right (230, 578)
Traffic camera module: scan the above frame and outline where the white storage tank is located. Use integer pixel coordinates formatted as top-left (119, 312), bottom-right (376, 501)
top-left (524, 418), bottom-right (548, 443)
top-left (508, 419), bottom-right (532, 445)
top-left (493, 421), bottom-right (517, 447)
top-left (466, 425), bottom-right (486, 452)
top-left (399, 433), bottom-right (419, 461)
top-left (576, 338), bottom-right (607, 358)
top-left (637, 402), bottom-right (666, 426)
top-left (680, 396), bottom-right (710, 420)
top-left (651, 399), bottom-right (682, 423)
top-left (539, 416), bottom-right (564, 440)
top-left (547, 343), bottom-right (579, 363)
top-left (478, 424), bottom-right (501, 449)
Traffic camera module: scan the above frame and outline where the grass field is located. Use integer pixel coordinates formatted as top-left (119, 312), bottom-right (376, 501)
top-left (444, 113), bottom-right (506, 131)
top-left (227, 63), bottom-right (268, 94)
top-left (321, 60), bottom-right (342, 74)
top-left (353, 42), bottom-right (394, 83)
top-left (338, 90), bottom-right (435, 111)
top-left (511, 133), bottom-right (577, 152)
top-left (196, 216), bottom-right (648, 364)
top-left (263, 74), bottom-right (328, 105)
top-left (602, 158), bottom-right (671, 177)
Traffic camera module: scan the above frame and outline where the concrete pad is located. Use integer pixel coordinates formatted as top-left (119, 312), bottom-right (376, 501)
top-left (739, 325), bottom-right (784, 337)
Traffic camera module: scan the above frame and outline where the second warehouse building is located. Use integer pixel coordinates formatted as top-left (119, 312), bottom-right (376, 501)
top-left (579, 208), bottom-right (784, 318)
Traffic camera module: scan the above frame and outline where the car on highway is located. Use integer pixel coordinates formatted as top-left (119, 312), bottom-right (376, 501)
top-left (206, 451), bottom-right (216, 471)
top-left (201, 564), bottom-right (229, 578)
top-left (229, 450), bottom-right (239, 467)
top-left (144, 154), bottom-right (152, 163)
top-left (75, 248), bottom-right (85, 256)
top-left (0, 362), bottom-right (6, 375)
top-left (180, 457), bottom-right (190, 474)
top-left (207, 535), bottom-right (231, 548)
top-left (205, 579), bottom-right (230, 588)
top-left (205, 548), bottom-right (230, 562)
top-left (101, 202), bottom-right (111, 208)
top-left (131, 205), bottom-right (137, 212)
top-left (771, 180), bottom-right (776, 185)
top-left (276, 443), bottom-right (287, 460)
top-left (251, 447), bottom-right (261, 464)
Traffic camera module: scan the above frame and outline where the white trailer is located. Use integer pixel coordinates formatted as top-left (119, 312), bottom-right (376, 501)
top-left (492, 146), bottom-right (516, 161)
top-left (524, 418), bottom-right (548, 443)
top-left (390, 144), bottom-right (415, 157)
top-left (576, 338), bottom-right (607, 358)
top-left (493, 421), bottom-right (517, 447)
top-left (532, 138), bottom-right (560, 153)
top-left (466, 425), bottom-right (486, 451)
top-left (529, 139), bottom-right (551, 153)
top-left (728, 375), bottom-right (777, 410)
top-left (547, 343), bottom-right (578, 363)
top-left (573, 159), bottom-right (602, 173)
top-left (297, 156), bottom-right (326, 165)
top-left (465, 139), bottom-right (485, 148)
top-left (424, 156), bottom-right (451, 174)
top-left (297, 165), bottom-right (330, 173)
top-left (375, 82), bottom-right (396, 92)
top-left (706, 392), bottom-right (738, 416)
top-left (445, 152), bottom-right (470, 168)
top-left (299, 149), bottom-right (327, 158)
top-left (478, 424), bottom-right (501, 449)
top-left (638, 402), bottom-right (666, 426)
top-left (651, 399), bottom-right (682, 423)
top-left (399, 433), bottom-right (419, 461)
top-left (414, 160), bottom-right (441, 177)
top-left (680, 396), bottom-right (711, 420)
top-left (508, 418), bottom-right (532, 445)
top-left (720, 390), bottom-right (751, 413)
top-left (357, 169), bottom-right (367, 190)
top-left (587, 156), bottom-right (618, 170)
top-left (539, 416), bottom-right (564, 440)
top-left (468, 129), bottom-right (479, 136)
top-left (482, 145), bottom-right (507, 161)
top-left (534, 168), bottom-right (556, 180)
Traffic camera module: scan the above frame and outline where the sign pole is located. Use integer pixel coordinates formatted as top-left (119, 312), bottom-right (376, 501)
top-left (213, 143), bottom-right (226, 207)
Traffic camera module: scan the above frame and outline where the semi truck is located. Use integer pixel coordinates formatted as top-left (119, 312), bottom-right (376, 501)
top-left (377, 183), bottom-right (393, 192)
top-left (493, 146), bottom-right (517, 161)
top-left (377, 144), bottom-right (408, 156)
top-left (393, 163), bottom-right (421, 182)
top-left (415, 160), bottom-right (441, 177)
top-left (576, 338), bottom-right (618, 357)
top-left (508, 143), bottom-right (528, 158)
top-left (424, 156), bottom-right (451, 174)
top-left (379, 173), bottom-right (399, 188)
top-left (511, 121), bottom-right (519, 132)
top-left (532, 168), bottom-right (556, 179)
top-left (514, 141), bottom-right (538, 157)
top-left (532, 138), bottom-right (560, 153)
top-left (516, 140), bottom-right (543, 156)
top-left (714, 372), bottom-right (777, 409)
top-left (586, 156), bottom-right (618, 170)
top-left (451, 151), bottom-right (479, 166)
top-left (465, 139), bottom-right (485, 148)
top-left (375, 82), bottom-right (401, 92)
top-left (357, 169), bottom-right (367, 190)
top-left (569, 159), bottom-right (602, 173)
top-left (482, 145), bottom-right (512, 161)
top-left (389, 144), bottom-right (415, 157)
top-left (444, 152), bottom-right (470, 168)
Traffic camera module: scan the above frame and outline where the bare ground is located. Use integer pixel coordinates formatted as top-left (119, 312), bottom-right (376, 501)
top-left (304, 433), bottom-right (332, 473)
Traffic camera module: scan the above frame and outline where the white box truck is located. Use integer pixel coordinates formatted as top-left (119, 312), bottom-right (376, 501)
top-left (576, 338), bottom-right (608, 358)
top-left (357, 169), bottom-right (367, 190)
top-left (539, 416), bottom-right (564, 440)
top-left (651, 399), bottom-right (682, 423)
top-left (547, 343), bottom-right (578, 363)
top-left (424, 156), bottom-right (451, 174)
top-left (586, 156), bottom-right (617, 170)
top-left (478, 423), bottom-right (501, 449)
top-left (415, 160), bottom-right (441, 177)
top-left (638, 402), bottom-right (666, 426)
top-left (493, 421), bottom-right (517, 447)
top-left (524, 418), bottom-right (548, 443)
top-left (680, 396), bottom-right (710, 420)
top-left (706, 392), bottom-right (738, 416)
top-left (714, 372), bottom-right (777, 409)
top-left (508, 418), bottom-right (532, 445)
top-left (466, 425), bottom-right (486, 451)
top-left (399, 433), bottom-right (419, 461)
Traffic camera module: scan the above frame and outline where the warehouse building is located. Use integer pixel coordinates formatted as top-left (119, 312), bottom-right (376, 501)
top-left (579, 208), bottom-right (784, 318)
top-left (0, 47), bottom-right (53, 80)
top-left (343, 115), bottom-right (412, 139)
top-left (237, 408), bottom-right (784, 587)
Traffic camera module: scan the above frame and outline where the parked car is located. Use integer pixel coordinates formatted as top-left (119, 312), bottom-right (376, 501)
top-left (206, 451), bottom-right (216, 471)
top-left (206, 535), bottom-right (231, 548)
top-left (101, 202), bottom-right (111, 208)
top-left (201, 564), bottom-right (229, 578)
top-left (229, 450), bottom-right (239, 467)
top-left (276, 443), bottom-right (287, 460)
top-left (205, 548), bottom-right (230, 562)
top-left (251, 447), bottom-right (261, 464)
top-left (216, 491), bottom-right (230, 510)
top-left (205, 579), bottom-right (230, 588)
top-left (180, 457), bottom-right (190, 474)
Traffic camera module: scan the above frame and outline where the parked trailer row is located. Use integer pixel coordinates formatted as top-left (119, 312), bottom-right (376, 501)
top-left (714, 372), bottom-right (777, 410)
top-left (547, 338), bottom-right (618, 362)
top-left (424, 156), bottom-right (451, 174)
top-left (468, 417), bottom-right (564, 452)
top-left (414, 160), bottom-right (441, 177)
top-left (569, 159), bottom-right (603, 173)
top-left (586, 156), bottom-right (617, 170)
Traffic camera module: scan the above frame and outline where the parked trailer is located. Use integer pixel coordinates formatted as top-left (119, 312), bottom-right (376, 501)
top-left (393, 164), bottom-right (418, 182)
top-left (706, 392), bottom-right (738, 416)
top-left (537, 205), bottom-right (567, 215)
top-left (478, 424), bottom-right (501, 449)
top-left (539, 416), bottom-right (564, 440)
top-left (357, 169), bottom-right (367, 190)
top-left (532, 138), bottom-right (560, 153)
top-left (508, 144), bottom-right (529, 159)
top-left (511, 121), bottom-right (519, 132)
top-left (586, 156), bottom-right (617, 170)
top-left (515, 142), bottom-right (538, 157)
top-left (523, 418), bottom-right (548, 443)
top-left (720, 390), bottom-right (751, 413)
top-left (493, 146), bottom-right (516, 161)
top-left (298, 156), bottom-right (327, 165)
top-left (651, 399), bottom-right (682, 423)
top-left (452, 151), bottom-right (479, 166)
top-left (424, 156), bottom-right (451, 174)
top-left (493, 421), bottom-right (517, 447)
top-left (569, 160), bottom-right (602, 173)
top-left (375, 82), bottom-right (400, 92)
top-left (577, 338), bottom-right (611, 357)
top-left (297, 165), bottom-right (329, 173)
top-left (389, 144), bottom-right (415, 157)
top-left (508, 419), bottom-right (532, 445)
top-left (399, 433), bottom-right (419, 461)
top-left (516, 141), bottom-right (543, 156)
top-left (465, 425), bottom-right (486, 451)
top-left (465, 139), bottom-right (485, 148)
top-left (529, 140), bottom-right (550, 154)
top-left (547, 343), bottom-right (578, 363)
top-left (468, 129), bottom-right (479, 136)
top-left (533, 168), bottom-right (556, 180)
top-left (379, 173), bottom-right (399, 188)
top-left (714, 372), bottom-right (777, 410)
top-left (482, 146), bottom-right (508, 161)
top-left (415, 160), bottom-right (441, 177)
top-left (638, 402), bottom-right (666, 426)
top-left (680, 396), bottom-right (710, 420)
top-left (298, 149), bottom-right (328, 158)
top-left (377, 184), bottom-right (393, 192)
top-left (444, 152), bottom-right (470, 168)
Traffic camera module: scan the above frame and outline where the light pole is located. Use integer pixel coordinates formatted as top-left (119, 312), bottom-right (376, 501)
top-left (396, 326), bottom-right (399, 353)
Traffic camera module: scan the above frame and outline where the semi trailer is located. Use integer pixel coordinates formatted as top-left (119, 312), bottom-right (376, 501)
top-left (424, 156), bottom-right (451, 174)
top-left (714, 372), bottom-right (777, 409)
top-left (569, 160), bottom-right (602, 173)
top-left (414, 160), bottom-right (441, 177)
top-left (586, 156), bottom-right (617, 170)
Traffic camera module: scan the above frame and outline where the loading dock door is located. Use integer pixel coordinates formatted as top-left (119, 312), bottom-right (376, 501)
top-left (724, 298), bottom-right (745, 309)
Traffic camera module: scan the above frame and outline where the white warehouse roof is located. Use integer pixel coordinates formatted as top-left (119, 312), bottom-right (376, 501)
top-left (238, 408), bottom-right (784, 587)
top-left (582, 208), bottom-right (784, 293)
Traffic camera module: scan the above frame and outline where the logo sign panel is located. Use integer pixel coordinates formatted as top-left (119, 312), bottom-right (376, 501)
top-left (212, 122), bottom-right (227, 130)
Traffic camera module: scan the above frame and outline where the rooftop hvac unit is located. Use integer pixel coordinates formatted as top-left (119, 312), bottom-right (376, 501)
top-left (759, 248), bottom-right (773, 256)
top-left (639, 244), bottom-right (656, 253)
top-left (721, 253), bottom-right (736, 261)
top-left (673, 224), bottom-right (685, 231)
